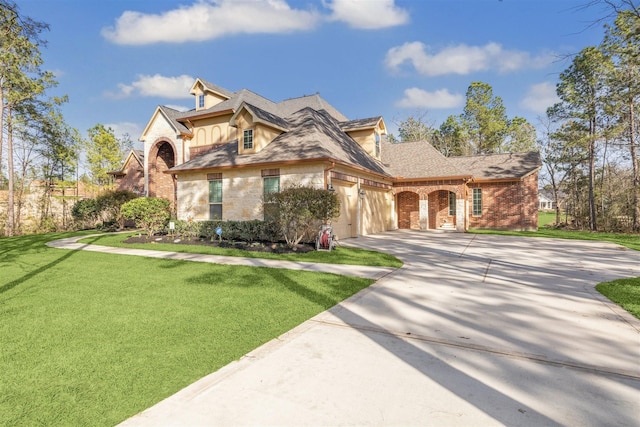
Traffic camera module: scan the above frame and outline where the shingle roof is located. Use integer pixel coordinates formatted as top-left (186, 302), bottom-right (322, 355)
top-left (241, 103), bottom-right (290, 131)
top-left (277, 94), bottom-right (348, 122)
top-left (159, 105), bottom-right (191, 135)
top-left (197, 78), bottom-right (234, 98)
top-left (170, 108), bottom-right (388, 176)
top-left (340, 117), bottom-right (382, 132)
top-left (447, 151), bottom-right (542, 180)
top-left (381, 139), bottom-right (469, 179)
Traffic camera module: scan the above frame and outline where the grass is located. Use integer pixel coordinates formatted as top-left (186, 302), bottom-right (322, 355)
top-left (0, 231), bottom-right (373, 426)
top-left (79, 232), bottom-right (403, 268)
top-left (596, 279), bottom-right (640, 319)
top-left (469, 226), bottom-right (640, 251)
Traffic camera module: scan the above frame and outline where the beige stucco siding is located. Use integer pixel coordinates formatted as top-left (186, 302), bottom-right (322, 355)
top-left (190, 114), bottom-right (235, 147)
top-left (348, 129), bottom-right (378, 160)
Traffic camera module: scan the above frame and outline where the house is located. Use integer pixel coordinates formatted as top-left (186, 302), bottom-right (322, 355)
top-left (135, 78), bottom-right (541, 238)
top-left (539, 192), bottom-right (554, 210)
top-left (108, 149), bottom-right (145, 196)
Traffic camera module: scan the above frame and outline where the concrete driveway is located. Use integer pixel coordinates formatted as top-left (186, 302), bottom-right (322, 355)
top-left (120, 230), bottom-right (640, 427)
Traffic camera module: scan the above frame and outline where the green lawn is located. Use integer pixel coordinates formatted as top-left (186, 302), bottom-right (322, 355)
top-left (0, 231), bottom-right (373, 426)
top-left (79, 232), bottom-right (403, 267)
top-left (597, 279), bottom-right (640, 319)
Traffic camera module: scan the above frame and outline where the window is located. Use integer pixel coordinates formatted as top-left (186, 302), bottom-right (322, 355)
top-left (208, 175), bottom-right (222, 220)
top-left (472, 188), bottom-right (482, 216)
top-left (243, 129), bottom-right (254, 150)
top-left (263, 170), bottom-right (280, 221)
top-left (448, 192), bottom-right (456, 216)
top-left (374, 133), bottom-right (380, 157)
top-left (198, 94), bottom-right (205, 109)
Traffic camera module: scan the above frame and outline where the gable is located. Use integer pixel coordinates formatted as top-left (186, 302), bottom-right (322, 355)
top-left (140, 106), bottom-right (189, 142)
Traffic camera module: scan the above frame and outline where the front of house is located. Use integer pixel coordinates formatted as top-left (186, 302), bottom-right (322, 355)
top-left (129, 78), bottom-right (540, 239)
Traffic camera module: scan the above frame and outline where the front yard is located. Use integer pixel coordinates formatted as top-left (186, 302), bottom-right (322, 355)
top-left (0, 231), bottom-right (379, 426)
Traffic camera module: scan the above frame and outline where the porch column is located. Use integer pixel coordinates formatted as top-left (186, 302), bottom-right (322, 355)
top-left (456, 198), bottom-right (465, 231)
top-left (419, 198), bottom-right (429, 230)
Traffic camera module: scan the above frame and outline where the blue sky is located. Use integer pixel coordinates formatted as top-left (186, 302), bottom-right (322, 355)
top-left (17, 0), bottom-right (609, 146)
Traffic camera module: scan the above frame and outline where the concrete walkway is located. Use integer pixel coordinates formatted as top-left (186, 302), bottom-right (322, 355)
top-left (50, 231), bottom-right (640, 426)
top-left (46, 234), bottom-right (394, 280)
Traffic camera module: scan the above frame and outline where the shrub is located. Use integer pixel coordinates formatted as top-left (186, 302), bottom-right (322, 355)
top-left (71, 198), bottom-right (99, 229)
top-left (265, 185), bottom-right (340, 248)
top-left (121, 197), bottom-right (171, 237)
top-left (95, 190), bottom-right (138, 228)
top-left (164, 219), bottom-right (280, 243)
top-left (71, 190), bottom-right (138, 229)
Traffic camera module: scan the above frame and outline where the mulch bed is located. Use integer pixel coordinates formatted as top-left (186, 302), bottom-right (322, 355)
top-left (123, 234), bottom-right (316, 254)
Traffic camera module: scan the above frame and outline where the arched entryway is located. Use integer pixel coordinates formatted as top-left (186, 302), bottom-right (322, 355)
top-left (148, 140), bottom-right (176, 207)
top-left (397, 191), bottom-right (419, 229)
top-left (428, 190), bottom-right (456, 230)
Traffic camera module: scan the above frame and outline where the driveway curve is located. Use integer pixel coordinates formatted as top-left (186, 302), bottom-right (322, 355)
top-left (106, 230), bottom-right (640, 427)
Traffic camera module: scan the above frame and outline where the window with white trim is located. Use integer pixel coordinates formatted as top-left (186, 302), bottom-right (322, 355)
top-left (198, 94), bottom-right (205, 109)
top-left (243, 129), bottom-right (254, 150)
top-left (472, 188), bottom-right (482, 216)
top-left (208, 174), bottom-right (222, 219)
top-left (448, 192), bottom-right (456, 216)
top-left (262, 169), bottom-right (280, 221)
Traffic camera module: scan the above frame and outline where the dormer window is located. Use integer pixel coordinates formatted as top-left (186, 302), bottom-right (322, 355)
top-left (243, 129), bottom-right (254, 150)
top-left (375, 133), bottom-right (381, 157)
top-left (198, 94), bottom-right (205, 109)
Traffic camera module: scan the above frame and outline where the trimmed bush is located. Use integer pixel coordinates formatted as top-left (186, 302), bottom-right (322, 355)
top-left (265, 186), bottom-right (340, 248)
top-left (121, 197), bottom-right (171, 237)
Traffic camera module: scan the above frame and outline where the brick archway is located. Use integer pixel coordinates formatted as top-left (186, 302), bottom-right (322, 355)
top-left (148, 140), bottom-right (176, 207)
top-left (397, 191), bottom-right (419, 229)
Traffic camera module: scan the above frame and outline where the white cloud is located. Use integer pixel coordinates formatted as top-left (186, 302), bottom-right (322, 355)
top-left (520, 82), bottom-right (560, 114)
top-left (385, 41), bottom-right (554, 76)
top-left (325, 0), bottom-right (409, 29)
top-left (165, 104), bottom-right (191, 112)
top-left (106, 74), bottom-right (195, 99)
top-left (395, 87), bottom-right (464, 109)
top-left (102, 0), bottom-right (320, 45)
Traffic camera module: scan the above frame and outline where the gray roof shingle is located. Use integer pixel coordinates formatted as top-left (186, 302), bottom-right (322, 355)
top-left (447, 151), bottom-right (542, 180)
top-left (381, 139), bottom-right (469, 179)
top-left (170, 108), bottom-right (388, 176)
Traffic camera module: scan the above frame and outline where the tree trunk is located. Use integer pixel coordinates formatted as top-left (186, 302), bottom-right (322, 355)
top-left (588, 118), bottom-right (598, 231)
top-left (629, 99), bottom-right (639, 232)
top-left (6, 107), bottom-right (14, 236)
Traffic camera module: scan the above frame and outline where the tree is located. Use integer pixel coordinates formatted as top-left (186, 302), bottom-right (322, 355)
top-left (552, 47), bottom-right (611, 231)
top-left (505, 117), bottom-right (537, 153)
top-left (85, 124), bottom-right (128, 186)
top-left (396, 113), bottom-right (435, 142)
top-left (0, 1), bottom-right (57, 235)
top-left (433, 115), bottom-right (472, 156)
top-left (602, 9), bottom-right (640, 230)
top-left (462, 81), bottom-right (509, 154)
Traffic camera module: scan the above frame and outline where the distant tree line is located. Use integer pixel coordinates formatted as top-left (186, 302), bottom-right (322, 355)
top-left (1, 1), bottom-right (131, 236)
top-left (541, 1), bottom-right (639, 232)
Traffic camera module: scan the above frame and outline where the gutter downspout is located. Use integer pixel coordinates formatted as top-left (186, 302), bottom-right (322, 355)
top-left (324, 161), bottom-right (335, 190)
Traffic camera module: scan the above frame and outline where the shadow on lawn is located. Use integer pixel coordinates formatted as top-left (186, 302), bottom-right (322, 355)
top-left (0, 233), bottom-right (84, 296)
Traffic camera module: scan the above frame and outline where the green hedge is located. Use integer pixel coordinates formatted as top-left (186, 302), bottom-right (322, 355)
top-left (166, 219), bottom-right (282, 243)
